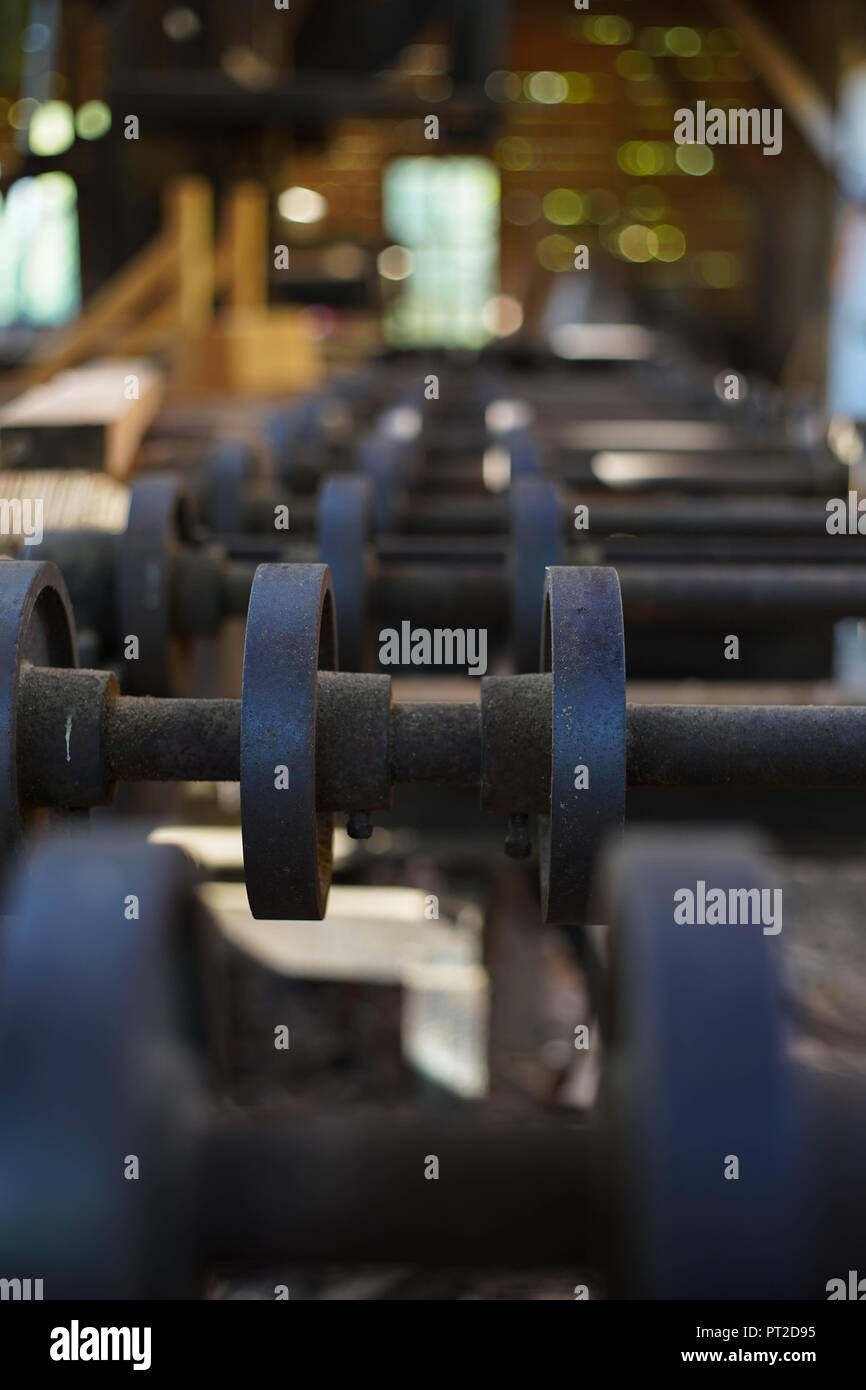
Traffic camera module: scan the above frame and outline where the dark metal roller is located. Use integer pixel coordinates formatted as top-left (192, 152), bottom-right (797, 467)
top-left (116, 475), bottom-right (197, 696)
top-left (510, 475), bottom-right (563, 672)
top-left (0, 560), bottom-right (77, 881)
top-left (316, 474), bottom-right (371, 671)
top-left (0, 830), bottom-right (214, 1298)
top-left (0, 827), bottom-right (862, 1296)
top-left (240, 563), bottom-right (336, 920)
top-left (202, 439), bottom-right (251, 534)
top-left (539, 566), bottom-right (626, 925)
top-left (596, 831), bottom-right (805, 1298)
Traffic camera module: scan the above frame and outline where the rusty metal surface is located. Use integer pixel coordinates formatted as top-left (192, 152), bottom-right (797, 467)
top-left (18, 660), bottom-right (866, 829)
top-left (597, 534), bottom-right (866, 565)
top-left (0, 829), bottom-right (219, 1299)
top-left (480, 673), bottom-right (550, 814)
top-left (627, 704), bottom-right (866, 787)
top-left (596, 831), bottom-right (805, 1299)
top-left (18, 667), bottom-right (117, 808)
top-left (567, 492), bottom-right (838, 536)
top-left (202, 439), bottom-right (254, 534)
top-left (23, 528), bottom-right (118, 658)
top-left (105, 695), bottom-right (241, 783)
top-left (116, 475), bottom-right (197, 696)
top-left (510, 476), bottom-right (563, 673)
top-left (389, 701), bottom-right (479, 787)
top-left (618, 564), bottom-right (866, 621)
top-left (316, 475), bottom-right (372, 671)
top-left (315, 671), bottom-right (391, 810)
top-left (539, 567), bottom-right (626, 925)
top-left (241, 564), bottom-right (336, 920)
top-left (369, 563), bottom-right (506, 634)
top-left (0, 562), bottom-right (77, 878)
top-left (171, 547), bottom-right (229, 637)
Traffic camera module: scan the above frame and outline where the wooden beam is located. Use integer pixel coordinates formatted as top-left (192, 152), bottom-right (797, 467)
top-left (17, 237), bottom-right (178, 387)
top-left (111, 299), bottom-right (180, 357)
top-left (166, 176), bottom-right (215, 333)
top-left (224, 181), bottom-right (268, 308)
top-left (0, 359), bottom-right (166, 478)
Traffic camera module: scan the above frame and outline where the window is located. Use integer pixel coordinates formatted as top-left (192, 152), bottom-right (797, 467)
top-left (382, 156), bottom-right (499, 348)
top-left (0, 171), bottom-right (81, 326)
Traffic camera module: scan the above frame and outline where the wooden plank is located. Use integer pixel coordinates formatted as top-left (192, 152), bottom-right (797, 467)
top-left (167, 176), bottom-right (214, 334)
top-left (224, 181), bottom-right (268, 308)
top-left (110, 299), bottom-right (179, 357)
top-left (0, 470), bottom-right (129, 532)
top-left (219, 307), bottom-right (323, 394)
top-left (0, 359), bottom-right (166, 477)
top-left (165, 176), bottom-right (215, 392)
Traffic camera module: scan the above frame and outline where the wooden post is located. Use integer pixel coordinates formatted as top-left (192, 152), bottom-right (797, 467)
top-left (166, 176), bottom-right (215, 390)
top-left (225, 181), bottom-right (268, 309)
top-left (166, 176), bottom-right (215, 334)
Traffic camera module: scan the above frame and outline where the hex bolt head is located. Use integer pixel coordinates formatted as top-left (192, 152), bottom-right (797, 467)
top-left (346, 810), bottom-right (374, 841)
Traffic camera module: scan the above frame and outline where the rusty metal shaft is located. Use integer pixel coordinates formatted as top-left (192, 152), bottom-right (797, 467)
top-left (16, 667), bottom-right (866, 812)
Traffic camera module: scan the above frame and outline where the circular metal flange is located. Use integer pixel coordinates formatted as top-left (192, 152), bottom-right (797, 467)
top-left (268, 397), bottom-right (325, 489)
top-left (538, 565), bottom-right (625, 925)
top-left (116, 474), bottom-right (198, 696)
top-left (595, 830), bottom-right (805, 1299)
top-left (23, 528), bottom-right (117, 661)
top-left (504, 426), bottom-right (541, 479)
top-left (316, 475), bottom-right (372, 671)
top-left (0, 829), bottom-right (215, 1297)
top-left (0, 560), bottom-right (77, 877)
top-left (510, 477), bottom-right (563, 673)
top-left (202, 439), bottom-right (253, 534)
top-left (241, 563), bottom-right (337, 920)
top-left (263, 405), bottom-right (293, 478)
top-left (359, 433), bottom-right (405, 532)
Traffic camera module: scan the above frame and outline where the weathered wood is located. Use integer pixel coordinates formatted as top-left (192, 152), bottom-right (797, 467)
top-left (111, 300), bottom-right (179, 357)
top-left (224, 182), bottom-right (268, 309)
top-left (0, 469), bottom-right (128, 532)
top-left (167, 176), bottom-right (214, 334)
top-left (0, 359), bottom-right (165, 477)
top-left (19, 238), bottom-right (178, 386)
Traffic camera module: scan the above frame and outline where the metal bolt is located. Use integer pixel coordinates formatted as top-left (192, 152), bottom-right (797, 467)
top-left (346, 810), bottom-right (373, 841)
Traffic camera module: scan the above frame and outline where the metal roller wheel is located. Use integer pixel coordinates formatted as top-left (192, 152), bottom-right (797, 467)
top-left (0, 560), bottom-right (77, 879)
top-left (22, 529), bottom-right (117, 663)
top-left (241, 563), bottom-right (337, 920)
top-left (538, 565), bottom-right (626, 924)
top-left (596, 829), bottom-right (806, 1298)
top-left (510, 476), bottom-right (563, 673)
top-left (359, 433), bottom-right (405, 532)
top-left (116, 475), bottom-right (198, 696)
top-left (316, 475), bottom-right (371, 671)
top-left (504, 426), bottom-right (541, 479)
top-left (0, 829), bottom-right (218, 1298)
top-left (202, 439), bottom-right (252, 534)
